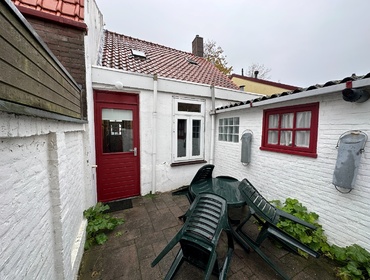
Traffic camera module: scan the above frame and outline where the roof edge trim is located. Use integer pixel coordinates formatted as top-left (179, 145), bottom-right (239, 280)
top-left (216, 77), bottom-right (370, 113)
top-left (17, 6), bottom-right (87, 31)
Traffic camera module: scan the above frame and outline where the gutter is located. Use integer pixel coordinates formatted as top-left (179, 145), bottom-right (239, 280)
top-left (215, 77), bottom-right (370, 114)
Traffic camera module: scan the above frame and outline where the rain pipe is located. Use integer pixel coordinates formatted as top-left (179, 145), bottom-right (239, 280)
top-left (209, 85), bottom-right (216, 164)
top-left (152, 74), bottom-right (158, 194)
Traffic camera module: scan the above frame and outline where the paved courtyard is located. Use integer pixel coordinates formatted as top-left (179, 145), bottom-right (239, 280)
top-left (78, 192), bottom-right (338, 279)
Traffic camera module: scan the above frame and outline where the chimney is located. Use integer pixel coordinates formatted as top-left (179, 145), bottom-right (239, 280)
top-left (254, 70), bottom-right (259, 79)
top-left (192, 35), bottom-right (203, 57)
top-left (241, 68), bottom-right (244, 76)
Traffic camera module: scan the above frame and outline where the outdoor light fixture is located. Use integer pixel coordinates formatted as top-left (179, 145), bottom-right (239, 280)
top-left (114, 81), bottom-right (123, 89)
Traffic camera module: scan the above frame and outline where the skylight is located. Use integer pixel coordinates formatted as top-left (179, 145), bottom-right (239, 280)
top-left (187, 58), bottom-right (198, 65)
top-left (131, 49), bottom-right (146, 58)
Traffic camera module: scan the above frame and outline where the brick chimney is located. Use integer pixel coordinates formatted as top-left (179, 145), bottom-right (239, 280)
top-left (192, 35), bottom-right (203, 57)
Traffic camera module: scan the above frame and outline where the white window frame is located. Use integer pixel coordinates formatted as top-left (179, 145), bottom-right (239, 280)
top-left (172, 97), bottom-right (205, 163)
top-left (218, 117), bottom-right (240, 142)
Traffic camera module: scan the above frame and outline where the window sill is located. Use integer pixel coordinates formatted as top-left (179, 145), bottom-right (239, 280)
top-left (260, 147), bottom-right (317, 158)
top-left (171, 160), bottom-right (207, 167)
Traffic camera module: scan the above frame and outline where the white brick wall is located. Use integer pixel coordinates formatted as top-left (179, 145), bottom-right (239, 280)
top-left (214, 92), bottom-right (370, 251)
top-left (0, 112), bottom-right (94, 279)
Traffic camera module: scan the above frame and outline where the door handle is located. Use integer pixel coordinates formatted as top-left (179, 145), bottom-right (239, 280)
top-left (129, 147), bottom-right (137, 156)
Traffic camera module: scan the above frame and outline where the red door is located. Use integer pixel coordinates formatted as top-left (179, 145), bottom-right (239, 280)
top-left (94, 91), bottom-right (140, 202)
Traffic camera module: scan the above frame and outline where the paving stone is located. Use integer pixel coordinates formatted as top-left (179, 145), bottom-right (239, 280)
top-left (78, 192), bottom-right (339, 280)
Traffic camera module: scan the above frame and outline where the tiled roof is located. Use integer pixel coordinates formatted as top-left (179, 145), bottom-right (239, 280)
top-left (230, 74), bottom-right (298, 90)
top-left (100, 31), bottom-right (240, 90)
top-left (217, 72), bottom-right (370, 111)
top-left (12, 0), bottom-right (84, 22)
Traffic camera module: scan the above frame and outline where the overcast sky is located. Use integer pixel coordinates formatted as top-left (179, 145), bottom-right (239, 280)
top-left (95, 0), bottom-right (369, 87)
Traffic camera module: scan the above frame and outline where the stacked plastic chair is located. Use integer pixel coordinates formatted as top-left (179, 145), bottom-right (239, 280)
top-left (172, 164), bottom-right (215, 203)
top-left (234, 178), bottom-right (320, 280)
top-left (151, 193), bottom-right (234, 280)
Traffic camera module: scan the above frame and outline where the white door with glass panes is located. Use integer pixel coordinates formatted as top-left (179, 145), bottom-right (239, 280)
top-left (172, 98), bottom-right (205, 163)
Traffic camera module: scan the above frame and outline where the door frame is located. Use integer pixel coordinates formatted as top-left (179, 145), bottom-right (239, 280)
top-left (94, 90), bottom-right (140, 201)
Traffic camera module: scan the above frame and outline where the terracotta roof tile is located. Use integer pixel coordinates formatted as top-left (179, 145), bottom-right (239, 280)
top-left (12, 0), bottom-right (84, 22)
top-left (100, 31), bottom-right (240, 90)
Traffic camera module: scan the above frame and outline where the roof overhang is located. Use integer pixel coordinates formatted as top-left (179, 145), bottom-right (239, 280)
top-left (216, 76), bottom-right (370, 113)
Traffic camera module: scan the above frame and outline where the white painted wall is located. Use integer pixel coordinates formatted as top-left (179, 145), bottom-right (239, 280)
top-left (0, 0), bottom-right (103, 278)
top-left (91, 66), bottom-right (261, 196)
top-left (0, 112), bottom-right (91, 279)
top-left (213, 90), bottom-right (370, 251)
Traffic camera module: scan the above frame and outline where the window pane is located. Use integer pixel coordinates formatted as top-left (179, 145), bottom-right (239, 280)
top-left (192, 120), bottom-right (200, 156)
top-left (102, 108), bottom-right (132, 121)
top-left (281, 113), bottom-right (293, 128)
top-left (178, 102), bottom-right (201, 112)
top-left (280, 131), bottom-right (292, 146)
top-left (218, 117), bottom-right (240, 142)
top-left (296, 131), bottom-right (310, 147)
top-left (102, 109), bottom-right (133, 153)
top-left (296, 111), bottom-right (311, 128)
top-left (268, 131), bottom-right (278, 144)
top-left (177, 119), bottom-right (186, 157)
top-left (268, 114), bottom-right (279, 128)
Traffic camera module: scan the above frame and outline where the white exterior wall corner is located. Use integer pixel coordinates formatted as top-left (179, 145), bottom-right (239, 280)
top-left (0, 111), bottom-right (93, 279)
top-left (213, 91), bottom-right (370, 251)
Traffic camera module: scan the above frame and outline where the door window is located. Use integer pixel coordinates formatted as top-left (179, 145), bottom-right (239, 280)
top-left (102, 109), bottom-right (133, 153)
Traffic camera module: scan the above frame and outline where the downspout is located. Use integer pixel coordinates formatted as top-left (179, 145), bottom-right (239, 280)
top-left (209, 85), bottom-right (216, 164)
top-left (152, 74), bottom-right (158, 194)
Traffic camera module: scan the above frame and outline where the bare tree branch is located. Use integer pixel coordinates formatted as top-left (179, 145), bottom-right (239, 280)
top-left (203, 40), bottom-right (233, 75)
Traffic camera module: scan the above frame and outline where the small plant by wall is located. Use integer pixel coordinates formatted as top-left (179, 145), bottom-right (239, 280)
top-left (83, 203), bottom-right (124, 250)
top-left (272, 198), bottom-right (370, 280)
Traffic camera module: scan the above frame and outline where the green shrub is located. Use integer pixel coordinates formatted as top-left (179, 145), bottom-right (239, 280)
top-left (329, 244), bottom-right (370, 280)
top-left (271, 198), bottom-right (330, 256)
top-left (83, 202), bottom-right (124, 250)
top-left (271, 198), bottom-right (370, 280)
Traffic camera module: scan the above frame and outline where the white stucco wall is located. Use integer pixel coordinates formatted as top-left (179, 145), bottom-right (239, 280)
top-left (91, 66), bottom-right (260, 196)
top-left (0, 112), bottom-right (92, 279)
top-left (213, 90), bottom-right (370, 251)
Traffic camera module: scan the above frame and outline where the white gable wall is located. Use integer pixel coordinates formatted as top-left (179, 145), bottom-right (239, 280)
top-left (213, 90), bottom-right (370, 251)
top-left (91, 66), bottom-right (258, 195)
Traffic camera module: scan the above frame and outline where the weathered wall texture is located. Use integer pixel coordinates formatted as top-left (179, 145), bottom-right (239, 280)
top-left (0, 112), bottom-right (91, 279)
top-left (214, 92), bottom-right (370, 251)
top-left (25, 17), bottom-right (87, 119)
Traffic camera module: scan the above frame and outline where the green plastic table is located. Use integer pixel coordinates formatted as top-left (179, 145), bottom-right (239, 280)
top-left (189, 177), bottom-right (245, 207)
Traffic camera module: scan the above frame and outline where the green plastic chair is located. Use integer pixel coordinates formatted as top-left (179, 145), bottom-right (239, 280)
top-left (151, 193), bottom-right (234, 280)
top-left (234, 178), bottom-right (320, 280)
top-left (172, 164), bottom-right (215, 204)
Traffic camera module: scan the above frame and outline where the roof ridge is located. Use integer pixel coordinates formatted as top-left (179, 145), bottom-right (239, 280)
top-left (230, 73), bottom-right (298, 89)
top-left (104, 29), bottom-right (201, 59)
top-left (102, 30), bottom-right (240, 90)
